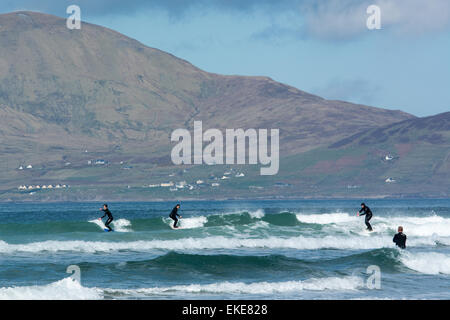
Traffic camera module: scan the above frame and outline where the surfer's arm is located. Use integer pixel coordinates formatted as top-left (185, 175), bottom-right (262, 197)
top-left (172, 209), bottom-right (181, 218)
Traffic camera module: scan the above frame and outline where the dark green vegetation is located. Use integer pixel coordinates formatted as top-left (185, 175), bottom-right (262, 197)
top-left (0, 11), bottom-right (448, 201)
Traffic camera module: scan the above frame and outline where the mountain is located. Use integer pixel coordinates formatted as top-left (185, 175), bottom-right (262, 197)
top-left (275, 112), bottom-right (450, 198)
top-left (332, 112), bottom-right (450, 194)
top-left (0, 11), bottom-right (435, 201)
top-left (329, 111), bottom-right (450, 148)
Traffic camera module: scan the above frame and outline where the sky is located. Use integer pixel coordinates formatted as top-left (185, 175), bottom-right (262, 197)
top-left (1, 0), bottom-right (450, 117)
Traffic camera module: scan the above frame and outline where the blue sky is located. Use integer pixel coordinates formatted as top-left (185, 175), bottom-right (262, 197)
top-left (1, 0), bottom-right (450, 117)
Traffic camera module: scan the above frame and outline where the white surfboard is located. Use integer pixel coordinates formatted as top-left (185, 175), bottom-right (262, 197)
top-left (89, 219), bottom-right (114, 232)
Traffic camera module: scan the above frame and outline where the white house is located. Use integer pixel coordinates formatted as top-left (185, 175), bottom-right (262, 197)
top-left (161, 182), bottom-right (175, 187)
top-left (26, 165), bottom-right (33, 169)
top-left (211, 183), bottom-right (220, 187)
top-left (385, 177), bottom-right (396, 183)
top-left (235, 173), bottom-right (245, 177)
top-left (176, 181), bottom-right (187, 188)
top-left (385, 155), bottom-right (394, 161)
top-left (196, 180), bottom-right (204, 185)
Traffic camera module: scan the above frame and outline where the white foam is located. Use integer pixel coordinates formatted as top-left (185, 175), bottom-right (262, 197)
top-left (0, 276), bottom-right (364, 300)
top-left (248, 209), bottom-right (265, 219)
top-left (0, 235), bottom-right (438, 254)
top-left (376, 215), bottom-right (450, 237)
top-left (217, 209), bottom-right (265, 219)
top-left (400, 251), bottom-right (450, 275)
top-left (296, 212), bottom-right (355, 224)
top-left (295, 212), bottom-right (450, 238)
top-left (248, 221), bottom-right (270, 230)
top-left (89, 219), bottom-right (106, 230)
top-left (89, 218), bottom-right (132, 232)
top-left (165, 216), bottom-right (207, 229)
top-left (0, 278), bottom-right (101, 300)
top-left (436, 237), bottom-right (450, 246)
top-left (104, 276), bottom-right (364, 296)
top-left (112, 219), bottom-right (132, 232)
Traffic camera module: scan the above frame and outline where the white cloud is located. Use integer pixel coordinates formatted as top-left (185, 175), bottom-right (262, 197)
top-left (301, 0), bottom-right (450, 40)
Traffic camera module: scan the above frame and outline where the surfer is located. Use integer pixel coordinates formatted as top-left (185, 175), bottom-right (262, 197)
top-left (169, 204), bottom-right (182, 228)
top-left (357, 203), bottom-right (373, 231)
top-left (393, 226), bottom-right (407, 249)
top-left (99, 204), bottom-right (114, 231)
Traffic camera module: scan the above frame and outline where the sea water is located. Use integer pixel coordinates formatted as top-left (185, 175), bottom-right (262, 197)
top-left (0, 199), bottom-right (449, 300)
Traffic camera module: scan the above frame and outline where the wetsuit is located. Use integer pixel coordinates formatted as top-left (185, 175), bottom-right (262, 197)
top-left (101, 208), bottom-right (114, 231)
top-left (359, 206), bottom-right (373, 231)
top-left (393, 232), bottom-right (407, 249)
top-left (169, 206), bottom-right (180, 228)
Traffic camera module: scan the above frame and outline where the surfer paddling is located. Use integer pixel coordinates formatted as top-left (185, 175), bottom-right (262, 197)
top-left (357, 203), bottom-right (373, 231)
top-left (170, 204), bottom-right (182, 228)
top-left (99, 204), bottom-right (114, 232)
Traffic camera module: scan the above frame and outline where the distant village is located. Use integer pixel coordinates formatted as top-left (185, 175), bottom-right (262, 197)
top-left (145, 170), bottom-right (246, 192)
top-left (18, 184), bottom-right (69, 191)
top-left (17, 164), bottom-right (69, 192)
top-left (16, 159), bottom-right (247, 193)
top-left (16, 153), bottom-right (398, 194)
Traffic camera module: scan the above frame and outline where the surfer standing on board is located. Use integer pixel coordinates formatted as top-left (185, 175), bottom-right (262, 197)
top-left (170, 204), bottom-right (182, 228)
top-left (99, 204), bottom-right (114, 232)
top-left (357, 203), bottom-right (373, 231)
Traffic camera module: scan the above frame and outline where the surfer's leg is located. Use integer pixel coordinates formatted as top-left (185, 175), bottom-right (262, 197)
top-left (105, 217), bottom-right (113, 231)
top-left (173, 217), bottom-right (178, 228)
top-left (365, 216), bottom-right (373, 231)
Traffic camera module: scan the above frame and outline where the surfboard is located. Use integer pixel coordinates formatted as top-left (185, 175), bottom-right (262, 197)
top-left (89, 219), bottom-right (114, 232)
top-left (170, 226), bottom-right (183, 230)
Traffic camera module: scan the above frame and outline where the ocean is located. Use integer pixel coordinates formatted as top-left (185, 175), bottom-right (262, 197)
top-left (0, 199), bottom-right (449, 300)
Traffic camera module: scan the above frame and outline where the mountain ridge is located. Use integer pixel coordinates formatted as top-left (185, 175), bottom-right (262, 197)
top-left (2, 11), bottom-right (445, 200)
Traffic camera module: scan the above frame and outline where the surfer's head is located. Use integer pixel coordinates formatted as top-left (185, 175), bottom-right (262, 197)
top-left (176, 204), bottom-right (180, 208)
top-left (361, 203), bottom-right (366, 208)
top-left (103, 204), bottom-right (108, 209)
top-left (398, 226), bottom-right (403, 233)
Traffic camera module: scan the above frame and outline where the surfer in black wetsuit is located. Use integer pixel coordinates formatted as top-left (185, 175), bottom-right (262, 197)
top-left (99, 204), bottom-right (114, 231)
top-left (357, 203), bottom-right (373, 231)
top-left (393, 226), bottom-right (407, 249)
top-left (169, 204), bottom-right (182, 228)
